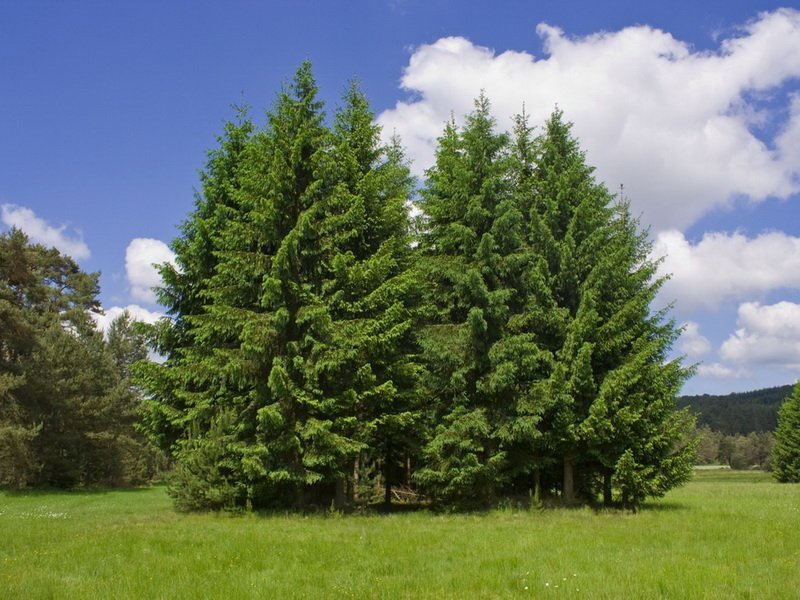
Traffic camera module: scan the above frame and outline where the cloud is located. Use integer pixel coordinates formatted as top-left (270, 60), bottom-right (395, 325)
top-left (654, 230), bottom-right (800, 311)
top-left (125, 238), bottom-right (176, 304)
top-left (776, 91), bottom-right (800, 176)
top-left (91, 304), bottom-right (165, 333)
top-left (377, 8), bottom-right (800, 231)
top-left (1, 204), bottom-right (90, 260)
top-left (720, 301), bottom-right (800, 368)
top-left (679, 321), bottom-right (711, 357)
top-left (697, 362), bottom-right (743, 379)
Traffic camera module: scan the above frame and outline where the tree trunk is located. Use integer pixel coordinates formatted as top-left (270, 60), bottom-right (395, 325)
top-left (534, 468), bottom-right (542, 505)
top-left (563, 457), bottom-right (575, 505)
top-left (603, 471), bottom-right (613, 507)
top-left (384, 477), bottom-right (392, 507)
top-left (335, 477), bottom-right (346, 511)
top-left (352, 454), bottom-right (360, 503)
top-left (384, 442), bottom-right (392, 507)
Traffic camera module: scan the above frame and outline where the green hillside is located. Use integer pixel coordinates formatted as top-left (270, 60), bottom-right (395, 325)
top-left (678, 385), bottom-right (794, 434)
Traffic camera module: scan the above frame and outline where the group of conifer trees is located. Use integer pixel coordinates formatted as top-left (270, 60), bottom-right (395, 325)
top-left (135, 63), bottom-right (697, 511)
top-left (0, 230), bottom-right (160, 488)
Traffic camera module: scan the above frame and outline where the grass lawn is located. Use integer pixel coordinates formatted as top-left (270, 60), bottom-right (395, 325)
top-left (1, 470), bottom-right (798, 599)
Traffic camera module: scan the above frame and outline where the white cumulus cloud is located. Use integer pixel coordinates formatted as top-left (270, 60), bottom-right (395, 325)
top-left (679, 321), bottom-right (711, 357)
top-left (654, 230), bottom-right (800, 311)
top-left (92, 304), bottom-right (165, 333)
top-left (1, 204), bottom-right (90, 260)
top-left (125, 238), bottom-right (176, 304)
top-left (697, 362), bottom-right (743, 379)
top-left (377, 8), bottom-right (800, 231)
top-left (720, 301), bottom-right (800, 368)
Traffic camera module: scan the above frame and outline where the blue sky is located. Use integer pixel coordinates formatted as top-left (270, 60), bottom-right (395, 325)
top-left (2, 1), bottom-right (799, 395)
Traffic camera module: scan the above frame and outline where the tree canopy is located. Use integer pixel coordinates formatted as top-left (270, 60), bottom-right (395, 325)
top-left (136, 64), bottom-right (421, 510)
top-left (135, 64), bottom-right (695, 511)
top-left (0, 229), bottom-right (157, 488)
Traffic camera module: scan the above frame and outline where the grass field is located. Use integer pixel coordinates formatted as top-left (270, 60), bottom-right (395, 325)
top-left (1, 471), bottom-right (798, 599)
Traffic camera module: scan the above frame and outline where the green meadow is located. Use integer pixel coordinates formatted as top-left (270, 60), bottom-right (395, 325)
top-left (2, 471), bottom-right (798, 599)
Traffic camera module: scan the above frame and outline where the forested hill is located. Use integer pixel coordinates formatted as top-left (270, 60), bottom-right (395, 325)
top-left (678, 385), bottom-right (794, 434)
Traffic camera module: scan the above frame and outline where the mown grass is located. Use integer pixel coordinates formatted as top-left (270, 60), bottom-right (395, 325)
top-left (1, 471), bottom-right (798, 599)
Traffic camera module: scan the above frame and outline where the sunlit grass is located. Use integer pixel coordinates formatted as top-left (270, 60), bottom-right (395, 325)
top-left (2, 471), bottom-right (798, 598)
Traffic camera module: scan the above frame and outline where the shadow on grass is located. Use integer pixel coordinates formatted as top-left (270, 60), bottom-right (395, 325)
top-left (368, 502), bottom-right (430, 514)
top-left (1, 483), bottom-right (165, 498)
top-left (245, 496), bottom-right (693, 518)
top-left (637, 501), bottom-right (688, 512)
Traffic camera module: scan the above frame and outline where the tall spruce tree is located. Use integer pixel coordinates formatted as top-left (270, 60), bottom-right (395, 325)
top-left (414, 95), bottom-right (539, 507)
top-left (221, 61), bottom-right (332, 509)
top-left (520, 110), bottom-right (696, 506)
top-left (137, 63), bottom-right (331, 510)
top-left (318, 83), bottom-right (420, 506)
top-left (502, 109), bottom-right (562, 503)
top-left (137, 65), bottom-right (417, 510)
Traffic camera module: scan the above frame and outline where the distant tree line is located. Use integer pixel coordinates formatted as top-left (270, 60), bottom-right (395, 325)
top-left (0, 229), bottom-right (161, 488)
top-left (685, 384), bottom-right (800, 478)
top-left (678, 385), bottom-right (792, 435)
top-left (681, 384), bottom-right (787, 472)
top-left (134, 63), bottom-right (697, 511)
top-left (694, 426), bottom-right (774, 470)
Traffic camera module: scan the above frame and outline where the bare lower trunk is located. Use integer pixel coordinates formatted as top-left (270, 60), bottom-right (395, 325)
top-left (335, 477), bottom-right (346, 511)
top-left (533, 468), bottom-right (542, 506)
top-left (384, 443), bottom-right (393, 507)
top-left (352, 454), bottom-right (360, 503)
top-left (603, 471), bottom-right (613, 507)
top-left (563, 458), bottom-right (575, 505)
top-left (384, 477), bottom-right (392, 506)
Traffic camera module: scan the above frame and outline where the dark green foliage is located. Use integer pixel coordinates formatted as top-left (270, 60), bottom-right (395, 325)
top-left (0, 230), bottom-right (158, 488)
top-left (414, 95), bottom-right (541, 507)
top-left (772, 383), bottom-right (800, 482)
top-left (139, 67), bottom-right (696, 511)
top-left (678, 385), bottom-right (792, 434)
top-left (413, 105), bottom-right (694, 508)
top-left (168, 409), bottom-right (248, 511)
top-left (515, 110), bottom-right (695, 507)
top-left (137, 65), bottom-right (419, 511)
